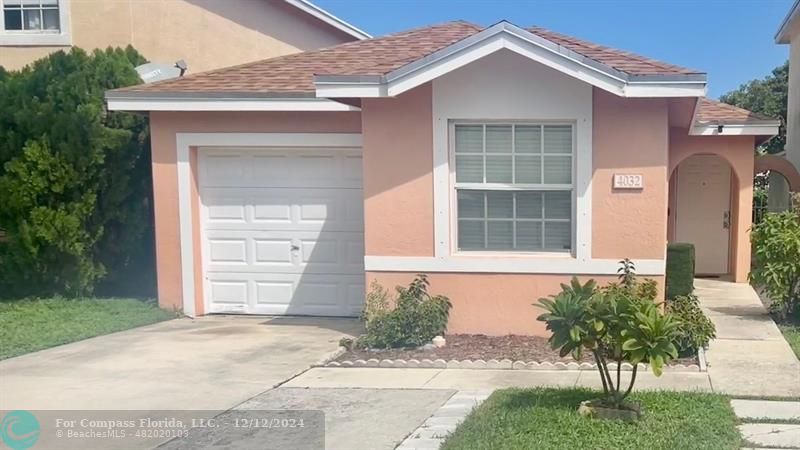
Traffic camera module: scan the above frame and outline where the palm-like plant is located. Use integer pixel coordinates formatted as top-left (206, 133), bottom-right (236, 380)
top-left (537, 271), bottom-right (680, 411)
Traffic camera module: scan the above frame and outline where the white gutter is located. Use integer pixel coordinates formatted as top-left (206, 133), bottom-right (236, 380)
top-left (284, 0), bottom-right (371, 40)
top-left (105, 96), bottom-right (361, 112)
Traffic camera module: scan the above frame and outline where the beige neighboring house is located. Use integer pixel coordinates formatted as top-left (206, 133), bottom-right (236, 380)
top-left (773, 1), bottom-right (800, 203)
top-left (0, 0), bottom-right (369, 72)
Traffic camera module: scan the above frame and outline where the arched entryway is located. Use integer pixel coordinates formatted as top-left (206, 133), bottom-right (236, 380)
top-left (754, 154), bottom-right (800, 217)
top-left (669, 153), bottom-right (738, 276)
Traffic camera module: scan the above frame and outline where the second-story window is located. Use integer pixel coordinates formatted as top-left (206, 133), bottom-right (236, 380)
top-left (3, 0), bottom-right (60, 32)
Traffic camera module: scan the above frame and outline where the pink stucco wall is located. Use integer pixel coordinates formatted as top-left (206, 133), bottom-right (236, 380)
top-left (592, 89), bottom-right (669, 260)
top-left (668, 131), bottom-right (756, 282)
top-left (367, 272), bottom-right (664, 335)
top-left (149, 111), bottom-right (362, 311)
top-left (361, 84), bottom-right (435, 256)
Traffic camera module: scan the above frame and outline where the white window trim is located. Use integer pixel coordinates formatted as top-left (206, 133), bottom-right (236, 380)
top-left (175, 132), bottom-right (363, 317)
top-left (432, 114), bottom-right (594, 268)
top-left (450, 121), bottom-right (576, 255)
top-left (0, 0), bottom-right (71, 46)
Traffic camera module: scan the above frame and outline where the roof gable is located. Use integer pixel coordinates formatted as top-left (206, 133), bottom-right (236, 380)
top-left (315, 21), bottom-right (707, 98)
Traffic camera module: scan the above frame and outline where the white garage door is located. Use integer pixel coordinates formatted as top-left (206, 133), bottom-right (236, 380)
top-left (198, 147), bottom-right (365, 316)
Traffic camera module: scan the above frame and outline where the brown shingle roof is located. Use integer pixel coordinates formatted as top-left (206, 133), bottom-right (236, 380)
top-left (114, 20), bottom-right (703, 96)
top-left (116, 21), bottom-right (482, 95)
top-left (527, 27), bottom-right (702, 76)
top-left (695, 98), bottom-right (777, 124)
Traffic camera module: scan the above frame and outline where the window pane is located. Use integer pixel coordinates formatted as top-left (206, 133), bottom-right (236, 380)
top-left (457, 191), bottom-right (484, 219)
top-left (455, 155), bottom-right (483, 182)
top-left (4, 0), bottom-right (24, 5)
top-left (544, 222), bottom-right (571, 250)
top-left (42, 7), bottom-right (59, 30)
top-left (455, 125), bottom-right (482, 153)
top-left (23, 8), bottom-right (41, 30)
top-left (4, 8), bottom-right (22, 30)
top-left (458, 220), bottom-right (484, 250)
top-left (516, 222), bottom-right (543, 250)
top-left (487, 221), bottom-right (513, 249)
top-left (543, 155), bottom-right (572, 184)
top-left (515, 125), bottom-right (541, 154)
top-left (544, 191), bottom-right (571, 220)
top-left (486, 191), bottom-right (512, 218)
top-left (516, 192), bottom-right (542, 219)
top-left (543, 125), bottom-right (572, 154)
top-left (486, 155), bottom-right (512, 183)
top-left (41, 0), bottom-right (60, 5)
top-left (485, 125), bottom-right (512, 153)
top-left (514, 155), bottom-right (541, 184)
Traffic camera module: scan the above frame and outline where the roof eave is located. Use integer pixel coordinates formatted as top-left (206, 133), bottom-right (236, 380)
top-left (105, 91), bottom-right (360, 112)
top-left (776, 0), bottom-right (800, 43)
top-left (689, 122), bottom-right (781, 137)
top-left (313, 21), bottom-right (707, 99)
top-left (283, 0), bottom-right (371, 40)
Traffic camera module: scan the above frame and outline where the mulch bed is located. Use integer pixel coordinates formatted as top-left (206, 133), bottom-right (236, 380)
top-left (335, 334), bottom-right (698, 366)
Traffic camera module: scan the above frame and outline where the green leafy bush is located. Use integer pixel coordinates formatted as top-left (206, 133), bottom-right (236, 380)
top-left (750, 210), bottom-right (800, 320)
top-left (358, 275), bottom-right (452, 349)
top-left (667, 294), bottom-right (716, 356)
top-left (536, 262), bottom-right (680, 410)
top-left (666, 243), bottom-right (695, 299)
top-left (0, 47), bottom-right (152, 298)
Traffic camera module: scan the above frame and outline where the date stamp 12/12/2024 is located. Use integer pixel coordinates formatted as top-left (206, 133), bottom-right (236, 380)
top-left (0, 409), bottom-right (325, 450)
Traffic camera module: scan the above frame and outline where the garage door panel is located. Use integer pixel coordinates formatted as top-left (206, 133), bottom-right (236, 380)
top-left (206, 273), bottom-right (364, 316)
top-left (207, 239), bottom-right (249, 265)
top-left (200, 147), bottom-right (364, 316)
top-left (201, 149), bottom-right (361, 189)
top-left (203, 230), bottom-right (364, 274)
top-left (202, 188), bottom-right (362, 232)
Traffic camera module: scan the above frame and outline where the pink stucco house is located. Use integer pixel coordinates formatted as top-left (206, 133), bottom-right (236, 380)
top-left (106, 21), bottom-right (780, 336)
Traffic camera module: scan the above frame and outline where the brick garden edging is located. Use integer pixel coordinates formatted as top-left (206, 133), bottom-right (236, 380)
top-left (322, 357), bottom-right (704, 372)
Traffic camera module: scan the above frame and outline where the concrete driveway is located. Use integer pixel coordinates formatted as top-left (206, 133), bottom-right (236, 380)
top-left (0, 316), bottom-right (361, 411)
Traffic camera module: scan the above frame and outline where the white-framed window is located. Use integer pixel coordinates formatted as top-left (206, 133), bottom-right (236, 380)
top-left (3, 0), bottom-right (59, 31)
top-left (453, 123), bottom-right (574, 252)
top-left (0, 0), bottom-right (69, 45)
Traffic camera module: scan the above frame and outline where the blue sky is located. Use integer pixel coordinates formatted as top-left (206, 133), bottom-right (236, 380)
top-left (316, 0), bottom-right (792, 98)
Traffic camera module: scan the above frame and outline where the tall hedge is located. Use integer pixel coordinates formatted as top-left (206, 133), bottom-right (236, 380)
top-left (0, 47), bottom-right (153, 298)
top-left (666, 243), bottom-right (695, 299)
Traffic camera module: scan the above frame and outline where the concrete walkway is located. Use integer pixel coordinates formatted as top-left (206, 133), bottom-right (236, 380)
top-left (734, 399), bottom-right (800, 449)
top-left (289, 279), bottom-right (800, 398)
top-left (696, 278), bottom-right (800, 397)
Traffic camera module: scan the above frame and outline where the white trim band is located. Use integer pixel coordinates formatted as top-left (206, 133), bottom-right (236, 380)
top-left (690, 124), bottom-right (781, 136)
top-left (364, 256), bottom-right (666, 276)
top-left (106, 97), bottom-right (361, 112)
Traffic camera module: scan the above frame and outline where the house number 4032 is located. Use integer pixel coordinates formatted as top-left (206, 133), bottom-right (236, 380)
top-left (613, 174), bottom-right (644, 189)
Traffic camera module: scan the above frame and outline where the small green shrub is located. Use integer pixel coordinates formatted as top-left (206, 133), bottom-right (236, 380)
top-left (750, 210), bottom-right (800, 320)
top-left (358, 275), bottom-right (452, 349)
top-left (536, 261), bottom-right (680, 411)
top-left (667, 294), bottom-right (716, 356)
top-left (537, 278), bottom-right (680, 410)
top-left (666, 243), bottom-right (695, 299)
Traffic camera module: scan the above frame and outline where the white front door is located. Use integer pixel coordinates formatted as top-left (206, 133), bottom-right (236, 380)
top-left (198, 147), bottom-right (365, 316)
top-left (675, 154), bottom-right (731, 275)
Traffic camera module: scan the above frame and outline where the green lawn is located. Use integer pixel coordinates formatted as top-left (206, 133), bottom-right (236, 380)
top-left (0, 297), bottom-right (178, 360)
top-left (441, 388), bottom-right (741, 450)
top-left (779, 324), bottom-right (800, 359)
